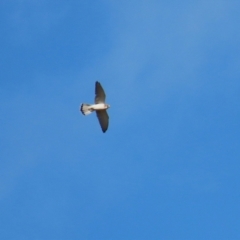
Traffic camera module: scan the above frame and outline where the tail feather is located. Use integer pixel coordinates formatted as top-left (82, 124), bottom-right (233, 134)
top-left (80, 104), bottom-right (93, 115)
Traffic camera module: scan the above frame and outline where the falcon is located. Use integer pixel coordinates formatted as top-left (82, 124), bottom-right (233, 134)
top-left (80, 81), bottom-right (110, 133)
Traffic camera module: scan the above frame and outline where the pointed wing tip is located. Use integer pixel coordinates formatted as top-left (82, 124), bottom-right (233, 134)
top-left (95, 81), bottom-right (100, 90)
top-left (96, 110), bottom-right (109, 133)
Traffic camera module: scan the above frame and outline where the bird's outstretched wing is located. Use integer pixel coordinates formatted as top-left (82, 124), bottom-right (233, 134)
top-left (96, 110), bottom-right (109, 133)
top-left (95, 81), bottom-right (106, 103)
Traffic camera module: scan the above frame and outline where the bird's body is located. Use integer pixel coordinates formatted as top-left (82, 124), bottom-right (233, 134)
top-left (89, 103), bottom-right (108, 110)
top-left (80, 81), bottom-right (110, 133)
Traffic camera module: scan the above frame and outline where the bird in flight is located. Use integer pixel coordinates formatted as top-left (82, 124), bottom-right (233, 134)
top-left (80, 81), bottom-right (110, 133)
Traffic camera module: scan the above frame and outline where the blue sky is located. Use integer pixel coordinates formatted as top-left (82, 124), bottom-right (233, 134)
top-left (1, 0), bottom-right (240, 239)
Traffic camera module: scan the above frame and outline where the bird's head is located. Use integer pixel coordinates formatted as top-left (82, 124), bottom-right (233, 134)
top-left (105, 104), bottom-right (110, 109)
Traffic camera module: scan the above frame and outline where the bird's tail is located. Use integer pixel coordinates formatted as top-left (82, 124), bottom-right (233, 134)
top-left (80, 104), bottom-right (94, 115)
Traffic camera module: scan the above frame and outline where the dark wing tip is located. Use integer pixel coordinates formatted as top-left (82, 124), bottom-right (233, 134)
top-left (95, 81), bottom-right (100, 92)
top-left (96, 110), bottom-right (109, 133)
top-left (100, 121), bottom-right (108, 133)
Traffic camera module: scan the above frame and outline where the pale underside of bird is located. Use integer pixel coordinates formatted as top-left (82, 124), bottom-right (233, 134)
top-left (80, 81), bottom-right (110, 133)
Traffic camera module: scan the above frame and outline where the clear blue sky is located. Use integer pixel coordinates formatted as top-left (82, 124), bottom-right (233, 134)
top-left (1, 1), bottom-right (240, 239)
